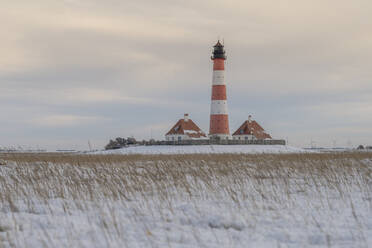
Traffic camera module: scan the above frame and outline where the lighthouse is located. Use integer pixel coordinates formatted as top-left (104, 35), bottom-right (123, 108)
top-left (209, 40), bottom-right (230, 140)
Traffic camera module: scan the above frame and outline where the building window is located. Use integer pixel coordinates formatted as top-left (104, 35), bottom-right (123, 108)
top-left (178, 136), bottom-right (182, 141)
top-left (245, 136), bottom-right (248, 140)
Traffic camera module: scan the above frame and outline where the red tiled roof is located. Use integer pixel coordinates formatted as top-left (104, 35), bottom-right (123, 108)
top-left (232, 120), bottom-right (272, 140)
top-left (166, 119), bottom-right (207, 138)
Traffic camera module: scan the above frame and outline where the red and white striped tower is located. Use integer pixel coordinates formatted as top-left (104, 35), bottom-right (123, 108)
top-left (209, 40), bottom-right (230, 140)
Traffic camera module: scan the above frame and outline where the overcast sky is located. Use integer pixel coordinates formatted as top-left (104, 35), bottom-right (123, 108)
top-left (1, 0), bottom-right (371, 150)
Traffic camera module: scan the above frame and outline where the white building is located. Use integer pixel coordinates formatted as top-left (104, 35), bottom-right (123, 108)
top-left (232, 115), bottom-right (272, 140)
top-left (165, 114), bottom-right (207, 141)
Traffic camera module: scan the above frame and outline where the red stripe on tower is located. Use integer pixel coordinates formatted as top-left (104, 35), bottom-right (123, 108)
top-left (209, 40), bottom-right (230, 140)
top-left (211, 85), bottom-right (227, 100)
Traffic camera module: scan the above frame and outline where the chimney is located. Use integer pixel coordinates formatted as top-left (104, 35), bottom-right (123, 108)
top-left (184, 113), bottom-right (189, 122)
top-left (248, 115), bottom-right (252, 123)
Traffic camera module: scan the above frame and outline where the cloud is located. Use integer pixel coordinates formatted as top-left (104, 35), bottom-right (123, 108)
top-left (0, 0), bottom-right (371, 149)
top-left (29, 114), bottom-right (108, 127)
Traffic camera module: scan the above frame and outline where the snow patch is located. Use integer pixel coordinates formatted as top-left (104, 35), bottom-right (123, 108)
top-left (95, 145), bottom-right (305, 155)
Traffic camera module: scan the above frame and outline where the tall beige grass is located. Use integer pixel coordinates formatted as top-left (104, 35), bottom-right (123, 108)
top-left (0, 152), bottom-right (371, 247)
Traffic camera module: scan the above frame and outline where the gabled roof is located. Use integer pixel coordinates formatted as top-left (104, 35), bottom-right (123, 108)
top-left (166, 118), bottom-right (207, 139)
top-left (232, 120), bottom-right (272, 140)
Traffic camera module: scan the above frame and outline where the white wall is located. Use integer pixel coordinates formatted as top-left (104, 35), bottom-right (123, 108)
top-left (232, 135), bottom-right (256, 140)
top-left (165, 134), bottom-right (189, 141)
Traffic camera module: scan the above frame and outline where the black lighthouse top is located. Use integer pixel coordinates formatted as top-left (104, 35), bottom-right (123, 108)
top-left (211, 40), bottom-right (226, 60)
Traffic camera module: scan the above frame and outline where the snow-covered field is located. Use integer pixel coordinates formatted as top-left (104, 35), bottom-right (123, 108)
top-left (95, 145), bottom-right (305, 155)
top-left (0, 153), bottom-right (371, 247)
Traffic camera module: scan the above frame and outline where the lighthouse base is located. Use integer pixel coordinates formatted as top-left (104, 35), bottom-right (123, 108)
top-left (209, 134), bottom-right (231, 141)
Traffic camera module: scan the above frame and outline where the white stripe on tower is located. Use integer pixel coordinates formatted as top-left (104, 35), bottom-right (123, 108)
top-left (212, 70), bottom-right (225, 85)
top-left (210, 100), bottom-right (228, 114)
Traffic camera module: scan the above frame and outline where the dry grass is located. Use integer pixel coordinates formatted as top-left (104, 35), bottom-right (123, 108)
top-left (0, 152), bottom-right (371, 247)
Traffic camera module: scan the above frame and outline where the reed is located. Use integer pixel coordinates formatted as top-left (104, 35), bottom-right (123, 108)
top-left (0, 152), bottom-right (371, 247)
